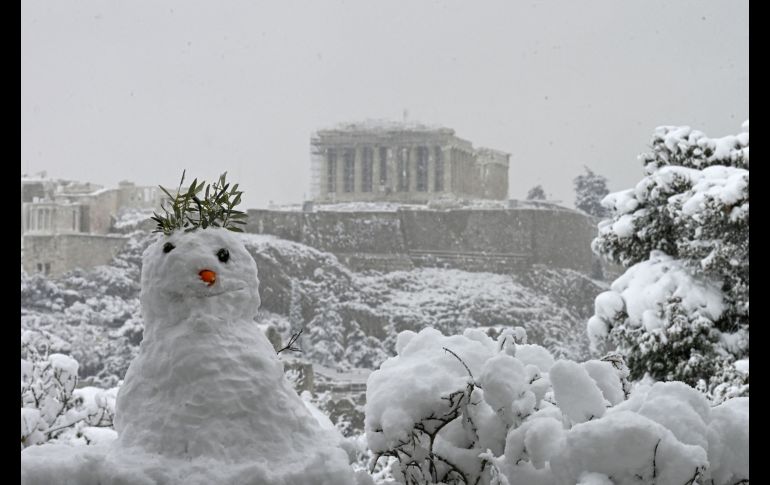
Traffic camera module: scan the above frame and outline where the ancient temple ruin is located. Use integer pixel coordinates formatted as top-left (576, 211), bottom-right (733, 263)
top-left (309, 120), bottom-right (510, 203)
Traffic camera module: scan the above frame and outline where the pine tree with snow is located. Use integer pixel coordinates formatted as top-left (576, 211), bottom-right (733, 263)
top-left (588, 122), bottom-right (749, 399)
top-left (526, 184), bottom-right (546, 200)
top-left (573, 166), bottom-right (610, 217)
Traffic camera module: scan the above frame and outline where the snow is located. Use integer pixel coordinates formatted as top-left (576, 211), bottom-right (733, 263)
top-left (301, 391), bottom-right (338, 432)
top-left (609, 382), bottom-right (711, 451)
top-left (113, 209), bottom-right (155, 230)
top-left (706, 397), bottom-right (749, 485)
top-left (549, 360), bottom-right (606, 424)
top-left (585, 316), bottom-right (608, 350)
top-left (665, 165), bottom-right (749, 217)
top-left (48, 353), bottom-right (79, 376)
top-left (21, 227), bottom-right (356, 485)
top-left (610, 214), bottom-right (635, 238)
top-left (601, 188), bottom-right (638, 214)
top-left (719, 329), bottom-right (749, 355)
top-left (79, 426), bottom-right (118, 445)
top-left (649, 124), bottom-right (749, 169)
top-left (395, 329), bottom-right (417, 354)
top-left (367, 326), bottom-right (748, 484)
top-left (589, 251), bottom-right (724, 341)
top-left (733, 358), bottom-right (749, 374)
top-left (22, 443), bottom-right (355, 485)
top-left (523, 417), bottom-right (565, 469)
top-left (479, 354), bottom-right (530, 425)
top-left (550, 411), bottom-right (708, 485)
top-left (581, 360), bottom-right (624, 406)
top-left (365, 327), bottom-right (492, 451)
top-left (593, 291), bottom-right (624, 321)
top-left (513, 344), bottom-right (555, 373)
top-left (577, 471), bottom-right (614, 485)
top-left (21, 408), bottom-right (45, 447)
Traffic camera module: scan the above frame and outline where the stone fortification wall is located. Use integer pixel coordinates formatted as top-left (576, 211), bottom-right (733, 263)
top-left (529, 210), bottom-right (596, 272)
top-left (247, 210), bottom-right (304, 241)
top-left (246, 207), bottom-right (597, 274)
top-left (301, 212), bottom-right (405, 254)
top-left (22, 234), bottom-right (128, 277)
top-left (247, 210), bottom-right (413, 271)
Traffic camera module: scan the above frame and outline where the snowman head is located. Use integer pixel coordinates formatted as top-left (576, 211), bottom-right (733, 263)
top-left (140, 227), bottom-right (260, 326)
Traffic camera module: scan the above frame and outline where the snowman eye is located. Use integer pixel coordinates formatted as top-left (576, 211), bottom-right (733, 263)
top-left (217, 248), bottom-right (230, 263)
top-left (163, 242), bottom-right (175, 254)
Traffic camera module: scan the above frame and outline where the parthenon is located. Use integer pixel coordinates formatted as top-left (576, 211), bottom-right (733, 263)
top-left (309, 120), bottom-right (509, 203)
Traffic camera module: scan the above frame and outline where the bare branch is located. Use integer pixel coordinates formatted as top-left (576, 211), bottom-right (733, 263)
top-left (277, 328), bottom-right (304, 354)
top-left (442, 347), bottom-right (474, 380)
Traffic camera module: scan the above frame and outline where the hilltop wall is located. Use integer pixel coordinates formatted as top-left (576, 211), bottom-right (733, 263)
top-left (246, 208), bottom-right (598, 274)
top-left (22, 234), bottom-right (128, 277)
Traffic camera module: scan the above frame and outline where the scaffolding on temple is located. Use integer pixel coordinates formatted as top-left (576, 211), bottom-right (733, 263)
top-left (308, 134), bottom-right (323, 201)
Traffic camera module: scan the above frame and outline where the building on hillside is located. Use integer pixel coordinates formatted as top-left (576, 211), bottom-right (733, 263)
top-left (21, 176), bottom-right (164, 276)
top-left (309, 120), bottom-right (510, 203)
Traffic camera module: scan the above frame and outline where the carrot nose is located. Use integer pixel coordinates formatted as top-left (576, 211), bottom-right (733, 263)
top-left (199, 269), bottom-right (217, 286)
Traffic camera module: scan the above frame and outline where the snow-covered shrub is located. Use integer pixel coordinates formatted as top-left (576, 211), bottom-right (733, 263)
top-left (589, 122), bottom-right (748, 398)
top-left (365, 327), bottom-right (748, 485)
top-left (21, 330), bottom-right (117, 449)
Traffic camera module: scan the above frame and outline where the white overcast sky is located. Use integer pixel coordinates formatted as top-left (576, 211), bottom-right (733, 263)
top-left (21, 0), bottom-right (748, 209)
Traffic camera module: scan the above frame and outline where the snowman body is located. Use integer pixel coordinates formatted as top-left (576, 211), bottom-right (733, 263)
top-left (21, 228), bottom-right (357, 485)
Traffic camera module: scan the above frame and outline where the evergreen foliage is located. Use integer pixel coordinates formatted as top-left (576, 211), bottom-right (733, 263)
top-left (588, 122), bottom-right (749, 399)
top-left (573, 166), bottom-right (610, 217)
top-left (526, 184), bottom-right (546, 200)
top-left (151, 171), bottom-right (247, 235)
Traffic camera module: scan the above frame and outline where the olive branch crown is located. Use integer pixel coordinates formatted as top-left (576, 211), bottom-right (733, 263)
top-left (151, 170), bottom-right (247, 236)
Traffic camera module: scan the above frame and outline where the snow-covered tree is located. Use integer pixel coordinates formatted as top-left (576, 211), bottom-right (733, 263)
top-left (588, 122), bottom-right (749, 399)
top-left (573, 166), bottom-right (610, 217)
top-left (365, 327), bottom-right (748, 485)
top-left (344, 321), bottom-right (389, 369)
top-left (304, 300), bottom-right (347, 367)
top-left (526, 185), bottom-right (546, 200)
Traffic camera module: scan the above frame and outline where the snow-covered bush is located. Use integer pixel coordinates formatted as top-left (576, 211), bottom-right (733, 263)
top-left (365, 327), bottom-right (748, 485)
top-left (589, 122), bottom-right (748, 399)
top-left (21, 330), bottom-right (117, 449)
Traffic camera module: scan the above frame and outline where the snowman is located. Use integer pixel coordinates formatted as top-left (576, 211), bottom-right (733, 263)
top-left (21, 175), bottom-right (360, 485)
